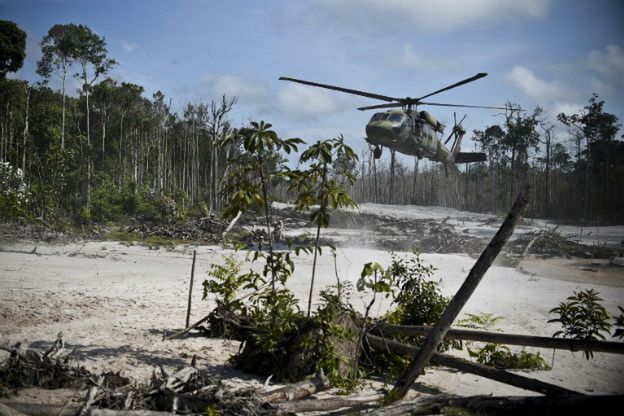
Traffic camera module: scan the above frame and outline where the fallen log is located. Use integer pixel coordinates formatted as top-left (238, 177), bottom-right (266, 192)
top-left (391, 187), bottom-right (532, 400)
top-left (260, 370), bottom-right (330, 403)
top-left (366, 334), bottom-right (579, 396)
top-left (277, 395), bottom-right (382, 413)
top-left (374, 324), bottom-right (624, 354)
top-left (362, 393), bottom-right (622, 416)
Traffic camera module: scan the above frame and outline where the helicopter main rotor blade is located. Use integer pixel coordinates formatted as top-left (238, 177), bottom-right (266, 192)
top-left (357, 102), bottom-right (403, 111)
top-left (419, 101), bottom-right (507, 110)
top-left (417, 73), bottom-right (488, 101)
top-left (279, 77), bottom-right (400, 102)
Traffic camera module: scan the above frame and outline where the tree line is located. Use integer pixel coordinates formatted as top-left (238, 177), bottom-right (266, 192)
top-left (0, 20), bottom-right (622, 225)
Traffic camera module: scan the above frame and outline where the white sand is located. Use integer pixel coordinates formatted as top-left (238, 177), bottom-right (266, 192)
top-left (1, 236), bottom-right (623, 397)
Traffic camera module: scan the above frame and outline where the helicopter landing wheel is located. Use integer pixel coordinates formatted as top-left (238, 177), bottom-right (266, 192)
top-left (373, 146), bottom-right (382, 159)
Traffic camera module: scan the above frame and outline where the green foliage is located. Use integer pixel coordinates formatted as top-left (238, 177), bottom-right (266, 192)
top-left (0, 20), bottom-right (26, 78)
top-left (456, 313), bottom-right (503, 330)
top-left (457, 313), bottom-right (550, 370)
top-left (202, 255), bottom-right (243, 305)
top-left (548, 289), bottom-right (612, 358)
top-left (89, 181), bottom-right (180, 223)
top-left (467, 343), bottom-right (550, 370)
top-left (314, 282), bottom-right (360, 390)
top-left (361, 252), bottom-right (459, 378)
top-left (220, 121), bottom-right (304, 221)
top-left (389, 252), bottom-right (448, 326)
top-left (288, 135), bottom-right (358, 228)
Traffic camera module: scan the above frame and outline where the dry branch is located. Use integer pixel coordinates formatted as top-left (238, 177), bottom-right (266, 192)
top-left (367, 334), bottom-right (578, 396)
top-left (391, 187), bottom-right (532, 400)
top-left (260, 370), bottom-right (330, 403)
top-left (373, 324), bottom-right (624, 354)
top-left (277, 395), bottom-right (382, 413)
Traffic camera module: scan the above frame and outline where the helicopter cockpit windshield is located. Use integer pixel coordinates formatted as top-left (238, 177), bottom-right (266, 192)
top-left (370, 113), bottom-right (405, 124)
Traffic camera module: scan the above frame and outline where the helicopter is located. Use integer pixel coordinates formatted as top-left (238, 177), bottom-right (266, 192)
top-left (279, 73), bottom-right (506, 165)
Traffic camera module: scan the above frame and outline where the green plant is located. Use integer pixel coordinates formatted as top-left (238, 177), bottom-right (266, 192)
top-left (219, 120), bottom-right (303, 291)
top-left (287, 135), bottom-right (358, 316)
top-left (457, 313), bottom-right (549, 370)
top-left (548, 289), bottom-right (612, 358)
top-left (467, 343), bottom-right (550, 370)
top-left (361, 252), bottom-right (458, 378)
top-left (202, 254), bottom-right (243, 306)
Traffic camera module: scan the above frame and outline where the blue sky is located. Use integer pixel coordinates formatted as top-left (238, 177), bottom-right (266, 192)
top-left (2, 0), bottom-right (623, 162)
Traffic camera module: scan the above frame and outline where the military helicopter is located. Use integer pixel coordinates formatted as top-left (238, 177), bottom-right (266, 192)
top-left (279, 73), bottom-right (506, 165)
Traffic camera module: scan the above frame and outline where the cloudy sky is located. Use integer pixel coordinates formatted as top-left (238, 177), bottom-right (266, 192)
top-left (3, 0), bottom-right (623, 159)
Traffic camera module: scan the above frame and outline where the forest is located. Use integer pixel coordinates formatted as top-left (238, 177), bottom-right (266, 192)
top-left (1, 20), bottom-right (623, 226)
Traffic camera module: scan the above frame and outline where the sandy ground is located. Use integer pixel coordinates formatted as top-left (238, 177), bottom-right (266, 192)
top-left (1, 234), bottom-right (623, 400)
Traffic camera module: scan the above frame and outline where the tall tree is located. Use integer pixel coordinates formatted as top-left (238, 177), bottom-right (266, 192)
top-left (71, 24), bottom-right (116, 209)
top-left (0, 20), bottom-right (26, 79)
top-left (558, 95), bottom-right (622, 221)
top-left (37, 23), bottom-right (79, 148)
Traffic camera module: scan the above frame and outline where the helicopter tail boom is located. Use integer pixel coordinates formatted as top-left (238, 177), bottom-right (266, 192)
top-left (454, 152), bottom-right (487, 164)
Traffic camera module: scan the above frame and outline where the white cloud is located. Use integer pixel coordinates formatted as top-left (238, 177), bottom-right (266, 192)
top-left (274, 84), bottom-right (347, 121)
top-left (588, 44), bottom-right (624, 79)
top-left (386, 43), bottom-right (452, 71)
top-left (201, 74), bottom-right (267, 103)
top-left (551, 102), bottom-right (582, 118)
top-left (311, 0), bottom-right (551, 33)
top-left (506, 65), bottom-right (569, 103)
top-left (121, 40), bottom-right (138, 52)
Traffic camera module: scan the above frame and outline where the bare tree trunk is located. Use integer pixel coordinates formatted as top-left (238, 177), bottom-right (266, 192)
top-left (21, 85), bottom-right (30, 176)
top-left (61, 66), bottom-right (66, 148)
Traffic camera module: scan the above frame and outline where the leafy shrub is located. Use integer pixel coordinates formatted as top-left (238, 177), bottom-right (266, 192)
top-left (364, 252), bottom-right (460, 378)
top-left (467, 343), bottom-right (550, 370)
top-left (457, 313), bottom-right (550, 370)
top-left (548, 289), bottom-right (612, 358)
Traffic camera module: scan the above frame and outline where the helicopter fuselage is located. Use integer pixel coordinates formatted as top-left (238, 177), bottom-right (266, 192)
top-left (365, 109), bottom-right (452, 162)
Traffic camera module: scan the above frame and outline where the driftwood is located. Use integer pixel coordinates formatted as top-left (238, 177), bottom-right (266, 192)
top-left (366, 334), bottom-right (578, 396)
top-left (260, 370), bottom-right (330, 403)
top-left (277, 395), bottom-right (382, 413)
top-left (391, 187), bottom-right (532, 399)
top-left (160, 367), bottom-right (198, 391)
top-left (374, 324), bottom-right (624, 354)
top-left (79, 376), bottom-right (103, 416)
top-left (362, 393), bottom-right (622, 416)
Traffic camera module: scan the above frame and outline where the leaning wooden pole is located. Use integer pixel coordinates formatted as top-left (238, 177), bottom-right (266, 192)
top-left (390, 186), bottom-right (532, 400)
top-left (185, 249), bottom-right (197, 328)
